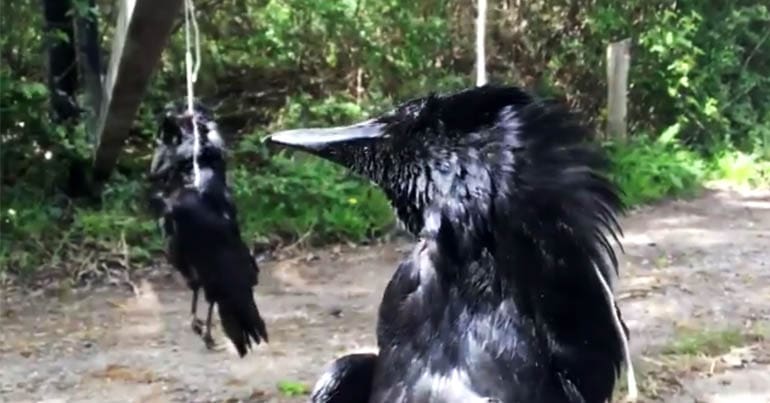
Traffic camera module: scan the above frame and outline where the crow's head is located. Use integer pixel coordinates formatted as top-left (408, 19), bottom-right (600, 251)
top-left (266, 85), bottom-right (539, 235)
top-left (149, 100), bottom-right (225, 180)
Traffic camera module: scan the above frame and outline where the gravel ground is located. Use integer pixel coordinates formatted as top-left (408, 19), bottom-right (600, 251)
top-left (1, 183), bottom-right (768, 403)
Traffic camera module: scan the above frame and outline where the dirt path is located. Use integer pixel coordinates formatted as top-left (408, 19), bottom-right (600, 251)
top-left (1, 184), bottom-right (769, 403)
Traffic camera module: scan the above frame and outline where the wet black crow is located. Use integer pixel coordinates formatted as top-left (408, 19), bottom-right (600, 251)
top-left (267, 85), bottom-right (636, 402)
top-left (148, 101), bottom-right (268, 357)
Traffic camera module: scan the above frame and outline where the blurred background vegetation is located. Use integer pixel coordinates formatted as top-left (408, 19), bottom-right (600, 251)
top-left (1, 0), bottom-right (769, 282)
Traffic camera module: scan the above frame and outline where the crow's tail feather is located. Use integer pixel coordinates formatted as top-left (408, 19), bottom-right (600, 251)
top-left (217, 290), bottom-right (268, 357)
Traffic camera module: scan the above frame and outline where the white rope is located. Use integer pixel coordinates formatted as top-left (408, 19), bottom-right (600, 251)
top-left (475, 0), bottom-right (487, 86)
top-left (592, 264), bottom-right (638, 402)
top-left (184, 0), bottom-right (202, 188)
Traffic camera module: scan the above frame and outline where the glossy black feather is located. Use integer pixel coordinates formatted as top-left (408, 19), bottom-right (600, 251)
top-left (270, 85), bottom-right (629, 402)
top-left (168, 187), bottom-right (269, 355)
top-left (311, 353), bottom-right (378, 403)
top-left (148, 101), bottom-right (268, 356)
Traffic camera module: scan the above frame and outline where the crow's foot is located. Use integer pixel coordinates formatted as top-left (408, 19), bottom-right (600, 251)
top-left (203, 333), bottom-right (217, 350)
top-left (191, 317), bottom-right (205, 335)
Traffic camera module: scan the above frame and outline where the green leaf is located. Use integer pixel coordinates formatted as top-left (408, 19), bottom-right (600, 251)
top-left (657, 123), bottom-right (681, 145)
top-left (277, 380), bottom-right (309, 397)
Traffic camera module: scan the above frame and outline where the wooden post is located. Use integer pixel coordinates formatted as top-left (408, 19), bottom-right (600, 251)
top-left (606, 38), bottom-right (631, 141)
top-left (475, 0), bottom-right (487, 86)
top-left (92, 0), bottom-right (184, 183)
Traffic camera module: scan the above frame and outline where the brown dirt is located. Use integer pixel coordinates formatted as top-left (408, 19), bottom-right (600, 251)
top-left (1, 183), bottom-right (769, 403)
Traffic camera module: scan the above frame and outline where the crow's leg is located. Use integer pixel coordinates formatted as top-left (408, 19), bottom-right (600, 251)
top-left (190, 287), bottom-right (205, 335)
top-left (202, 301), bottom-right (216, 349)
top-left (169, 234), bottom-right (202, 337)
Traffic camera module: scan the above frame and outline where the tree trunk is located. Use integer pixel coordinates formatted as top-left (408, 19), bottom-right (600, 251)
top-left (75, 0), bottom-right (104, 144)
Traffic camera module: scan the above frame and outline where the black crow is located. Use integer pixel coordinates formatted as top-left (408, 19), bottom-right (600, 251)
top-left (266, 85), bottom-right (636, 402)
top-left (148, 101), bottom-right (268, 357)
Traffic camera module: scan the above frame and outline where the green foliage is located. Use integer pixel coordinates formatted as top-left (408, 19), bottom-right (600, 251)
top-left (709, 150), bottom-right (770, 187)
top-left (2, 0), bottom-right (769, 279)
top-left (608, 126), bottom-right (708, 206)
top-left (276, 380), bottom-right (310, 397)
top-left (226, 92), bottom-right (395, 244)
top-left (608, 128), bottom-right (770, 206)
top-left (230, 153), bottom-right (393, 243)
top-left (635, 3), bottom-right (770, 150)
top-left (0, 176), bottom-right (162, 276)
top-left (0, 149), bottom-right (393, 276)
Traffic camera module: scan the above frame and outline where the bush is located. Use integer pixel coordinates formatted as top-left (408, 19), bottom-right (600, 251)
top-left (0, 131), bottom-right (394, 278)
top-left (231, 153), bottom-right (393, 243)
top-left (607, 125), bottom-right (708, 206)
top-left (2, 0), bottom-right (769, 280)
top-left (607, 128), bottom-right (770, 207)
top-left (708, 150), bottom-right (770, 187)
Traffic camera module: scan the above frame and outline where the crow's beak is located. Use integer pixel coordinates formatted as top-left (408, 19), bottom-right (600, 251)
top-left (265, 119), bottom-right (386, 153)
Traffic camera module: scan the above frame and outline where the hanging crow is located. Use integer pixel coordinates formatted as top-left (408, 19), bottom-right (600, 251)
top-left (148, 101), bottom-right (268, 357)
top-left (267, 85), bottom-right (636, 402)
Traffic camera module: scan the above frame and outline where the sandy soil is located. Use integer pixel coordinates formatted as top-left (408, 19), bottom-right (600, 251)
top-left (1, 183), bottom-right (768, 403)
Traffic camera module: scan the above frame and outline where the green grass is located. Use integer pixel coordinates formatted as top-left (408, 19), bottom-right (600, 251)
top-left (611, 325), bottom-right (769, 400)
top-left (277, 380), bottom-right (310, 397)
top-left (662, 328), bottom-right (765, 356)
top-left (607, 127), bottom-right (769, 206)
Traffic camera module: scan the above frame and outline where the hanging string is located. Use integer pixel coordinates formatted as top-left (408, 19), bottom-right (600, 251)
top-left (593, 264), bottom-right (638, 402)
top-left (184, 0), bottom-right (202, 188)
top-left (475, 0), bottom-right (487, 86)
